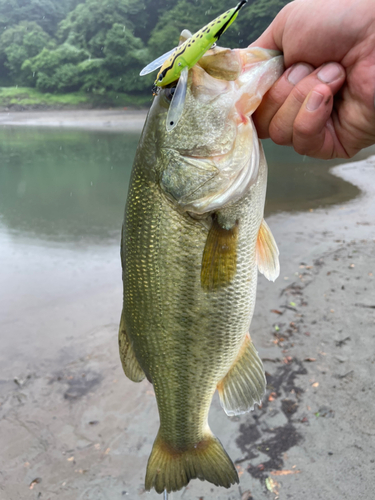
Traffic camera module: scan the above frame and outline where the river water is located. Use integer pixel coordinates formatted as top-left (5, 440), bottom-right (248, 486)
top-left (0, 126), bottom-right (364, 377)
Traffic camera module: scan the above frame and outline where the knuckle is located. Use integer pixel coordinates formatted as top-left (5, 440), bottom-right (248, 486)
top-left (269, 119), bottom-right (292, 146)
top-left (293, 119), bottom-right (315, 141)
top-left (290, 85), bottom-right (309, 106)
top-left (265, 87), bottom-right (286, 107)
top-left (293, 121), bottom-right (324, 156)
top-left (293, 104), bottom-right (330, 140)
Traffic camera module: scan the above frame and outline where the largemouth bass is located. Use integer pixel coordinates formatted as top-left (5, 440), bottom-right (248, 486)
top-left (119, 44), bottom-right (284, 494)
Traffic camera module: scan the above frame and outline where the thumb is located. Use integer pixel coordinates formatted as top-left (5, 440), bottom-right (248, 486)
top-left (248, 4), bottom-right (289, 51)
top-left (249, 24), bottom-right (280, 51)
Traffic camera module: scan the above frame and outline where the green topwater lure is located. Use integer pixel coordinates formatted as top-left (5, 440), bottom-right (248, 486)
top-left (140, 1), bottom-right (248, 131)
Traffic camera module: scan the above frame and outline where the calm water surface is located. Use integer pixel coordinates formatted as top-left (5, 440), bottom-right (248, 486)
top-left (0, 126), bottom-right (362, 375)
top-left (0, 127), bottom-right (361, 246)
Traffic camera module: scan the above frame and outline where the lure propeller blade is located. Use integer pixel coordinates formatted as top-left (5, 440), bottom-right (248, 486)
top-left (140, 47), bottom-right (178, 76)
top-left (166, 66), bottom-right (189, 132)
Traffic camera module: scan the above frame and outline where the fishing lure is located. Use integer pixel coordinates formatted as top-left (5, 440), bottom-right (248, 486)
top-left (141, 0), bottom-right (248, 87)
top-left (140, 1), bottom-right (248, 131)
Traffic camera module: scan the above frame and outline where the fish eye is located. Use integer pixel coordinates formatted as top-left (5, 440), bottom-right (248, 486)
top-left (164, 87), bottom-right (176, 102)
top-left (158, 75), bottom-right (164, 82)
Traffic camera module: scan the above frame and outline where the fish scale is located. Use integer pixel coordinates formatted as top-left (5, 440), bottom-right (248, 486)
top-left (123, 127), bottom-right (265, 442)
top-left (120, 45), bottom-right (283, 494)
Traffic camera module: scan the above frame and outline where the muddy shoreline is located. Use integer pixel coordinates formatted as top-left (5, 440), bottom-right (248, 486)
top-left (0, 109), bottom-right (148, 132)
top-left (0, 129), bottom-right (374, 499)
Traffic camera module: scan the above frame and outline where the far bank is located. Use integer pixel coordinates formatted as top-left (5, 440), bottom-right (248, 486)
top-left (0, 108), bottom-right (148, 132)
top-left (0, 86), bottom-right (151, 113)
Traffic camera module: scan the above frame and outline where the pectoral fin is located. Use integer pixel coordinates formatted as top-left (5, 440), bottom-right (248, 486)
top-left (201, 216), bottom-right (238, 291)
top-left (217, 334), bottom-right (266, 416)
top-left (118, 312), bottom-right (145, 383)
top-left (256, 219), bottom-right (280, 282)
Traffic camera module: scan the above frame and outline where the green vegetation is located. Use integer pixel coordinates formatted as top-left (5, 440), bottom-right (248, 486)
top-left (0, 0), bottom-right (290, 109)
top-left (0, 87), bottom-right (151, 109)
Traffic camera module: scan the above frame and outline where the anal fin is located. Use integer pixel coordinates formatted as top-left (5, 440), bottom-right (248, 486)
top-left (256, 219), bottom-right (280, 282)
top-left (118, 311), bottom-right (145, 383)
top-left (217, 334), bottom-right (266, 416)
top-left (201, 215), bottom-right (238, 291)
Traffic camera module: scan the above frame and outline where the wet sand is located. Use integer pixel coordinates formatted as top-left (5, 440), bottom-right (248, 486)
top-left (0, 113), bottom-right (374, 499)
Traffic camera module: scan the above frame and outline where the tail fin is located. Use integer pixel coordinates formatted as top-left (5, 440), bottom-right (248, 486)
top-left (145, 431), bottom-right (239, 494)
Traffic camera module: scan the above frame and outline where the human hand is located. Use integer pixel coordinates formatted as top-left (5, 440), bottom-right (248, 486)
top-left (250, 0), bottom-right (375, 159)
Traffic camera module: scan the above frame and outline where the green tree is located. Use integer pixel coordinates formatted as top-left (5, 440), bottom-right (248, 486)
top-left (0, 22), bottom-right (54, 85)
top-left (22, 44), bottom-right (89, 91)
top-left (103, 23), bottom-right (149, 92)
top-left (49, 0), bottom-right (151, 94)
top-left (0, 0), bottom-right (69, 35)
top-left (147, 0), bottom-right (204, 59)
top-left (134, 0), bottom-right (175, 42)
top-left (57, 0), bottom-right (146, 50)
top-left (77, 58), bottom-right (111, 93)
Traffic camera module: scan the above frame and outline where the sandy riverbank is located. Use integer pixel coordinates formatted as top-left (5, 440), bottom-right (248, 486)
top-left (0, 143), bottom-right (374, 499)
top-left (0, 109), bottom-right (148, 132)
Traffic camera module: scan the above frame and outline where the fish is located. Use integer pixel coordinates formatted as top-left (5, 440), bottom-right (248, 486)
top-left (119, 43), bottom-right (284, 494)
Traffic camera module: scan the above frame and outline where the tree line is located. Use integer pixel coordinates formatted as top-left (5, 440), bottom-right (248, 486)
top-left (0, 0), bottom-right (290, 97)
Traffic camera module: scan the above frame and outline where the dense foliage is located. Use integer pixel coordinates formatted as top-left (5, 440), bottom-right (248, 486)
top-left (0, 0), bottom-right (290, 97)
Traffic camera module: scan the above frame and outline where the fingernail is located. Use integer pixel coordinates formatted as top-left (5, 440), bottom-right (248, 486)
top-left (306, 91), bottom-right (324, 111)
top-left (317, 63), bottom-right (343, 83)
top-left (287, 63), bottom-right (313, 85)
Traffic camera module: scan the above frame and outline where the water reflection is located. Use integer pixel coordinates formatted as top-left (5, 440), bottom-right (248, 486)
top-left (0, 127), bottom-right (139, 245)
top-left (0, 127), bottom-right (360, 246)
top-left (265, 141), bottom-right (361, 215)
